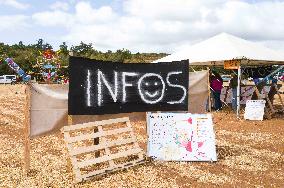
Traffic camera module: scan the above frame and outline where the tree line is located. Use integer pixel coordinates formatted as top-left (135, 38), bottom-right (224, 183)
top-left (0, 39), bottom-right (168, 79)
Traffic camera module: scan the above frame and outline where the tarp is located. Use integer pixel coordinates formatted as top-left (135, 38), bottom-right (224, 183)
top-left (188, 70), bottom-right (208, 113)
top-left (30, 84), bottom-right (68, 138)
top-left (153, 33), bottom-right (284, 66)
top-left (30, 70), bottom-right (208, 137)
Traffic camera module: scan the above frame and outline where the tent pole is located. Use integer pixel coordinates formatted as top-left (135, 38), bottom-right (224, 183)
top-left (207, 67), bottom-right (211, 112)
top-left (237, 66), bottom-right (241, 118)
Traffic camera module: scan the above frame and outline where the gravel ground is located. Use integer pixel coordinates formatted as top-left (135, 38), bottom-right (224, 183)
top-left (0, 85), bottom-right (283, 187)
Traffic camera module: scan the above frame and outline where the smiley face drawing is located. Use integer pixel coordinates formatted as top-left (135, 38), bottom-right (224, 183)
top-left (137, 73), bottom-right (165, 104)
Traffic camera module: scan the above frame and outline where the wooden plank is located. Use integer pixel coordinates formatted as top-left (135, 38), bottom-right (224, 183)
top-left (254, 86), bottom-right (262, 99)
top-left (64, 130), bottom-right (82, 182)
top-left (66, 115), bottom-right (81, 182)
top-left (98, 126), bottom-right (115, 168)
top-left (63, 117), bottom-right (130, 132)
top-left (65, 127), bottom-right (132, 143)
top-left (70, 137), bottom-right (136, 156)
top-left (262, 87), bottom-right (276, 114)
top-left (126, 121), bottom-right (144, 160)
top-left (80, 158), bottom-right (145, 181)
top-left (254, 86), bottom-right (272, 119)
top-left (77, 148), bottom-right (142, 168)
top-left (31, 109), bottom-right (67, 111)
top-left (24, 84), bottom-right (31, 174)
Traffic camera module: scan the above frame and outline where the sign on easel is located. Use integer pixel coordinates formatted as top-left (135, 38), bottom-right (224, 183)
top-left (224, 60), bottom-right (240, 69)
top-left (244, 100), bottom-right (266, 121)
top-left (147, 113), bottom-right (217, 161)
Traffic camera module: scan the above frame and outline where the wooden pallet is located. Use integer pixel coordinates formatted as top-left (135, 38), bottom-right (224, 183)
top-left (63, 117), bottom-right (144, 183)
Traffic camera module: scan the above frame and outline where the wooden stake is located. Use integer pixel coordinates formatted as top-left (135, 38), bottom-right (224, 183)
top-left (254, 86), bottom-right (272, 119)
top-left (24, 84), bottom-right (31, 174)
top-left (262, 86), bottom-right (276, 114)
top-left (273, 83), bottom-right (284, 112)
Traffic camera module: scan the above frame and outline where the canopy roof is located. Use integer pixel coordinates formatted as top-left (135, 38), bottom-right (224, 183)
top-left (153, 33), bottom-right (284, 66)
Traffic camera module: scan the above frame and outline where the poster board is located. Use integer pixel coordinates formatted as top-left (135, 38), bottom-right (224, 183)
top-left (147, 113), bottom-right (217, 161)
top-left (69, 57), bottom-right (189, 115)
top-left (244, 100), bottom-right (266, 121)
top-left (224, 60), bottom-right (240, 69)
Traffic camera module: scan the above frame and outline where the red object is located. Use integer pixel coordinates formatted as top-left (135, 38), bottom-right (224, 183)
top-left (185, 141), bottom-right (192, 152)
top-left (187, 117), bottom-right (193, 124)
top-left (43, 49), bottom-right (54, 59)
top-left (197, 142), bottom-right (204, 148)
top-left (64, 79), bottom-right (69, 84)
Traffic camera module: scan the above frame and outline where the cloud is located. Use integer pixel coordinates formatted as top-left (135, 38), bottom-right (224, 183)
top-left (0, 15), bottom-right (29, 31)
top-left (29, 0), bottom-right (284, 52)
top-left (75, 1), bottom-right (117, 24)
top-left (32, 11), bottom-right (73, 27)
top-left (32, 2), bottom-right (117, 27)
top-left (0, 0), bottom-right (30, 10)
top-left (50, 1), bottom-right (69, 11)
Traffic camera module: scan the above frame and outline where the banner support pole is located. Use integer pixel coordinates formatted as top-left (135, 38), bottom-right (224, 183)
top-left (24, 83), bottom-right (31, 174)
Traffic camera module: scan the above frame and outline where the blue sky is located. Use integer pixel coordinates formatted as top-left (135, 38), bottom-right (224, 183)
top-left (0, 0), bottom-right (284, 53)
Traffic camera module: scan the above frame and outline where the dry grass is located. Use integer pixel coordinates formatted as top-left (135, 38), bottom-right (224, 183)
top-left (0, 85), bottom-right (283, 187)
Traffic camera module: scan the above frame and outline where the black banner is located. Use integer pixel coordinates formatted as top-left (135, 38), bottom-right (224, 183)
top-left (68, 57), bottom-right (189, 115)
top-left (243, 66), bottom-right (272, 78)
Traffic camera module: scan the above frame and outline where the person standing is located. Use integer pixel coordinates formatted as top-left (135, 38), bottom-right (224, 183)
top-left (229, 73), bottom-right (238, 111)
top-left (210, 71), bottom-right (223, 111)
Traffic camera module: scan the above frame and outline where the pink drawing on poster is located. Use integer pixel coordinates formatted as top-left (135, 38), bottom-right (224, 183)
top-left (185, 141), bottom-right (192, 152)
top-left (187, 117), bottom-right (193, 124)
top-left (198, 142), bottom-right (204, 148)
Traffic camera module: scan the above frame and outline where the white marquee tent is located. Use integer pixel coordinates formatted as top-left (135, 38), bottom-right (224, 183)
top-left (153, 33), bottom-right (284, 118)
top-left (153, 33), bottom-right (284, 65)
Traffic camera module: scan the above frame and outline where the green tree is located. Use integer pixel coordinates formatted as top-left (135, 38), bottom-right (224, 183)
top-left (70, 42), bottom-right (96, 57)
top-left (0, 40), bottom-right (169, 79)
top-left (59, 42), bottom-right (69, 55)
